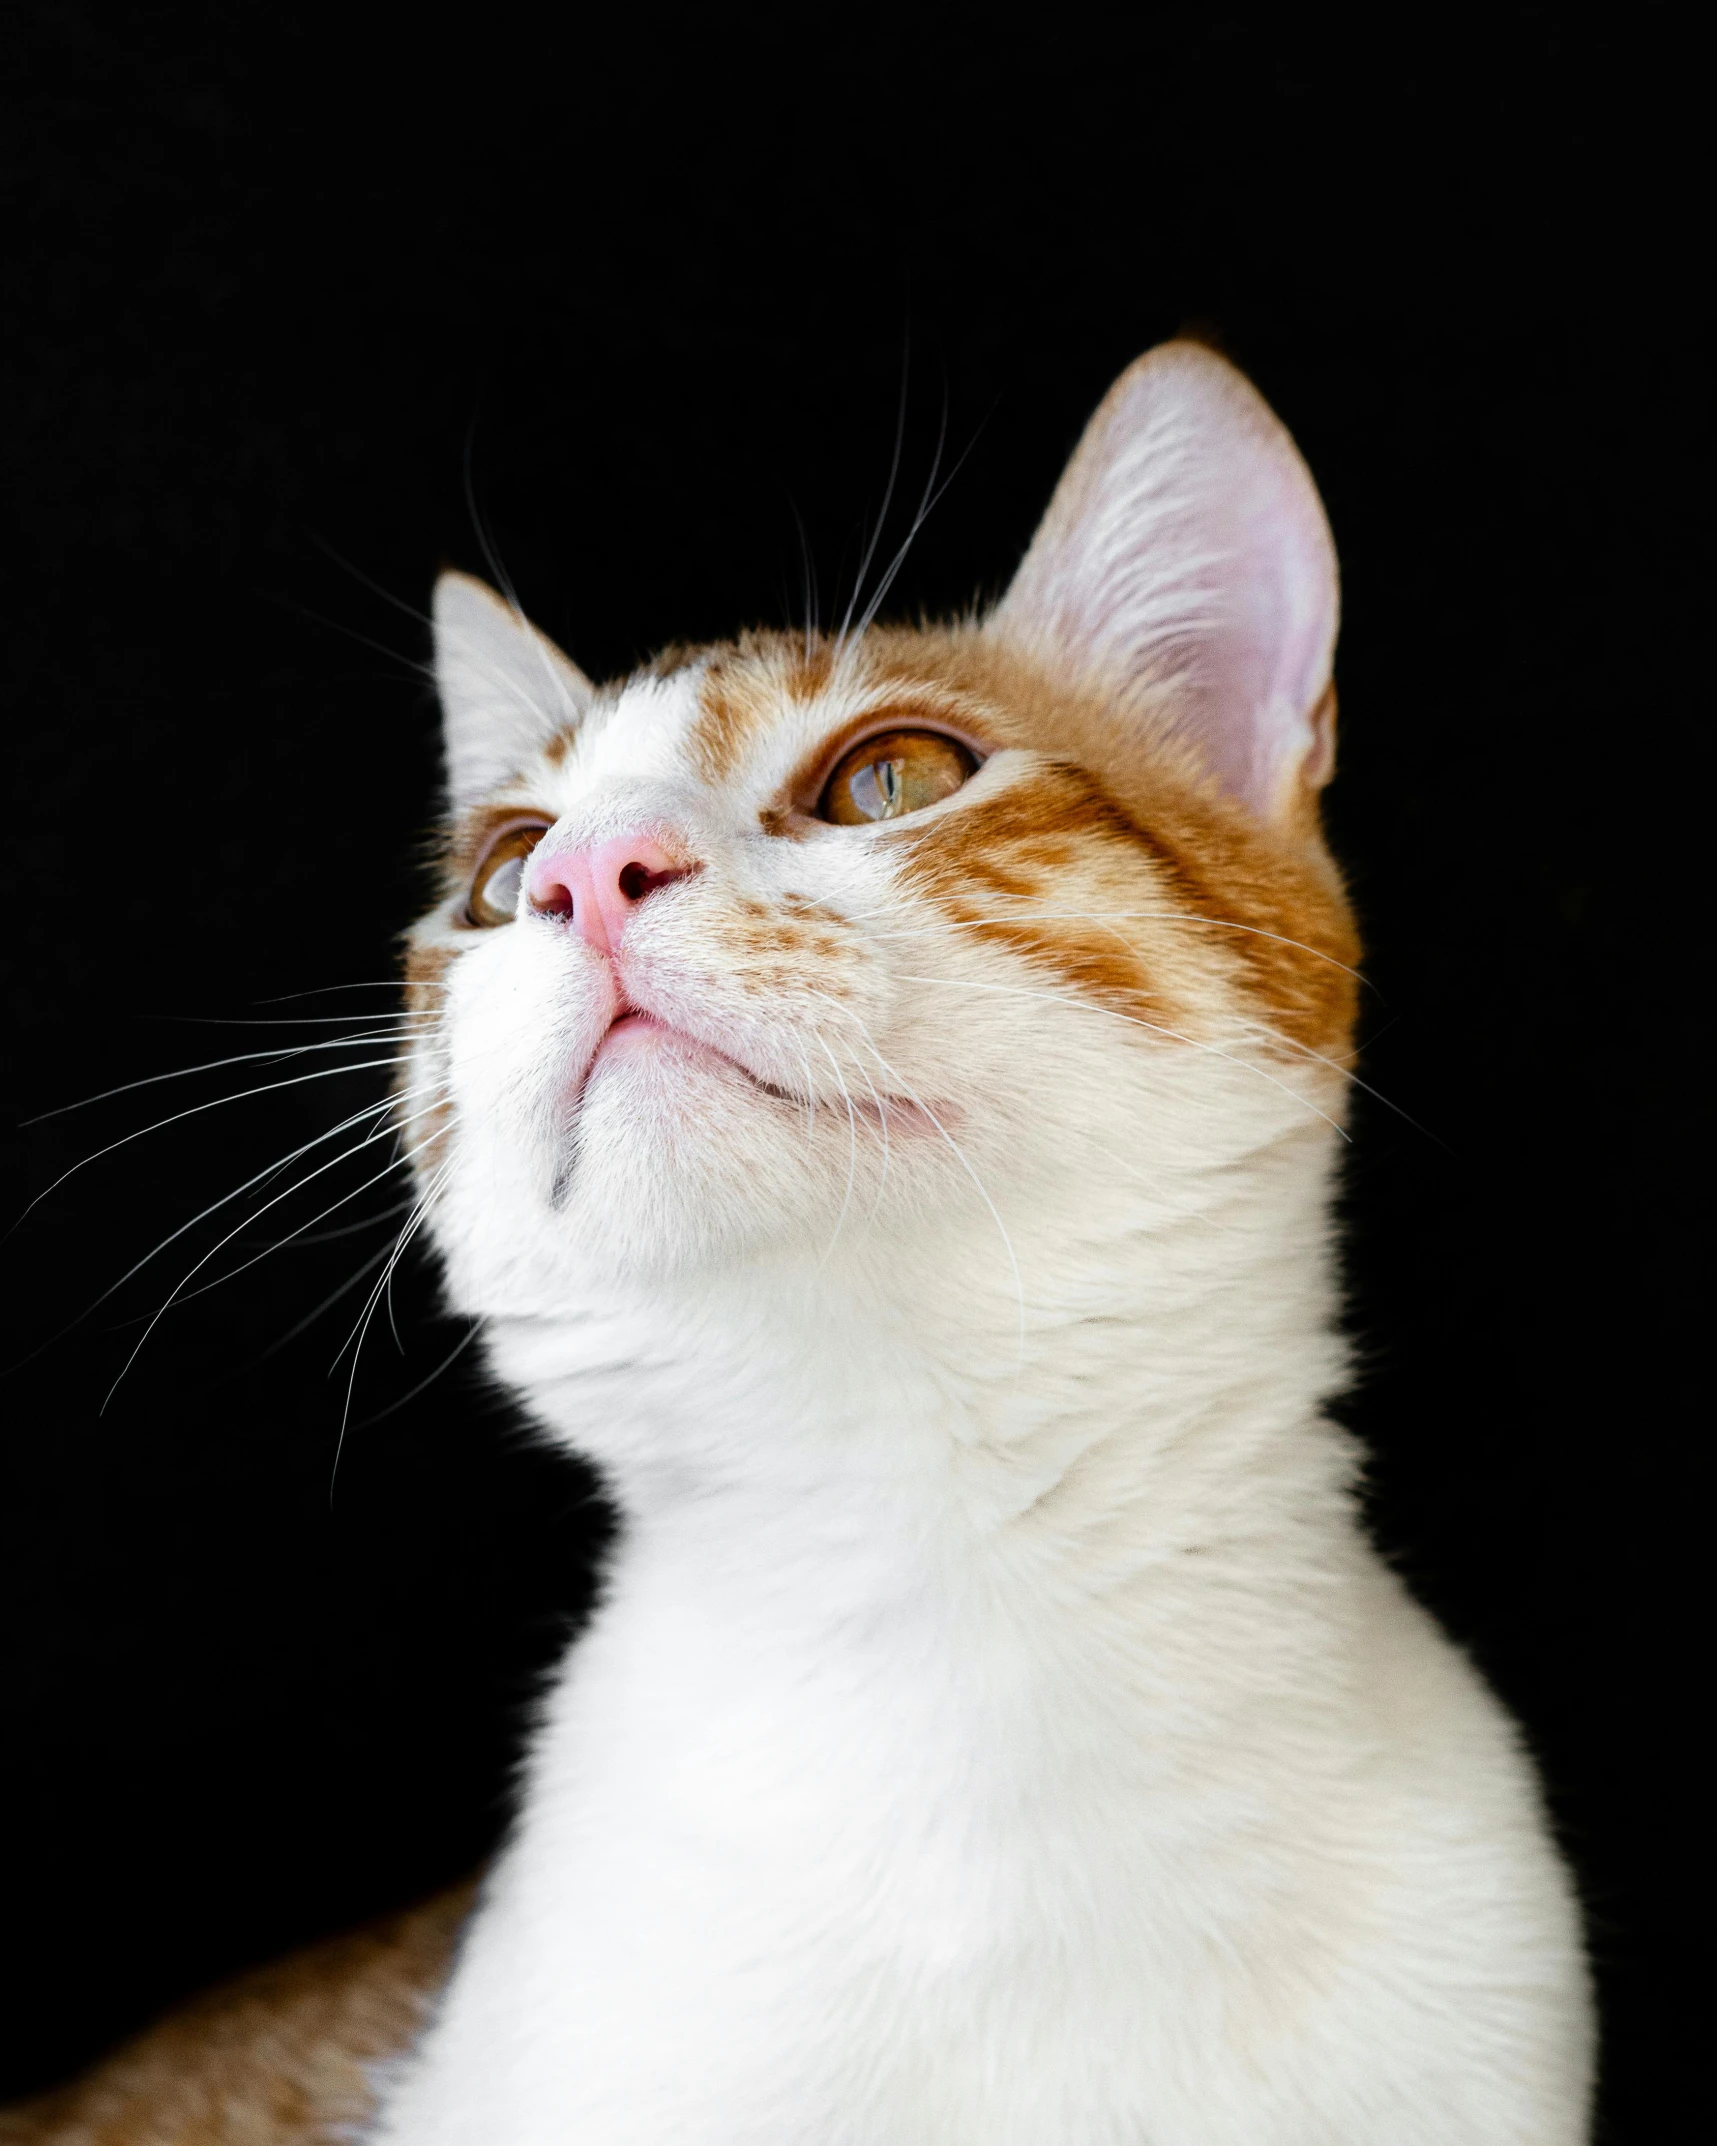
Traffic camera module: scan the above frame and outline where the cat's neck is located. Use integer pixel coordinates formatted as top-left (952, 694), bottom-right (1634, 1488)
top-left (484, 1121), bottom-right (1353, 1623)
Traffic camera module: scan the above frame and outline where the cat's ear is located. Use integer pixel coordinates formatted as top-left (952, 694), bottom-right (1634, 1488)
top-left (988, 341), bottom-right (1339, 824)
top-left (432, 571), bottom-right (592, 809)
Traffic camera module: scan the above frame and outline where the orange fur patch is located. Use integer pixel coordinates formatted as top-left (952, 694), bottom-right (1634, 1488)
top-left (397, 939), bottom-right (456, 1167)
top-left (847, 628), bottom-right (1358, 1058)
top-left (401, 938), bottom-right (455, 1011)
top-left (0, 1886), bottom-right (474, 2146)
top-left (676, 626), bottom-right (1359, 1060)
top-left (689, 635), bottom-right (834, 786)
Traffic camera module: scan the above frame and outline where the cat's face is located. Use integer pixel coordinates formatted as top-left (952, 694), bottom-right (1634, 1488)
top-left (400, 344), bottom-right (1358, 1314)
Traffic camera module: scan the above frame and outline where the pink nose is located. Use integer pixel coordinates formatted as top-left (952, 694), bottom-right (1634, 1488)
top-left (525, 831), bottom-right (693, 954)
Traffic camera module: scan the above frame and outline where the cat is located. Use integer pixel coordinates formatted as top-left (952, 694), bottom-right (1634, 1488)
top-left (3, 340), bottom-right (1593, 2144)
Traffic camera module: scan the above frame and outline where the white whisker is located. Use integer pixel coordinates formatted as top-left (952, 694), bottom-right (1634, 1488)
top-left (809, 1029), bottom-right (861, 1267)
top-left (6, 1092), bottom-right (414, 1372)
top-left (250, 1237), bottom-right (406, 1365)
top-left (328, 1158), bottom-right (453, 1493)
top-left (255, 980), bottom-right (446, 1004)
top-left (160, 1129), bottom-right (441, 1313)
top-left (13, 1056), bottom-right (413, 1231)
top-left (836, 338), bottom-right (912, 656)
top-left (25, 1029), bottom-right (431, 1124)
top-left (865, 905), bottom-right (1370, 989)
top-left (164, 1010), bottom-right (429, 1029)
top-left (810, 994), bottom-right (1026, 1367)
top-left (834, 1028), bottom-right (893, 1229)
top-left (349, 1318), bottom-right (482, 1431)
top-left (98, 1093), bottom-right (448, 1414)
top-left (848, 386), bottom-right (987, 647)
top-left (894, 973), bottom-right (1350, 1143)
top-left (1228, 1017), bottom-right (1445, 1147)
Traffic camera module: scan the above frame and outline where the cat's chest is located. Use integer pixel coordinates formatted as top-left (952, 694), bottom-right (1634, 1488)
top-left (481, 1536), bottom-right (1316, 1981)
top-left (379, 1594), bottom-right (1353, 2146)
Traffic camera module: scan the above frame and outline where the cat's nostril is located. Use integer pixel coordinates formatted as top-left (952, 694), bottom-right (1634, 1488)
top-left (530, 878), bottom-right (574, 919)
top-left (525, 830), bottom-right (694, 953)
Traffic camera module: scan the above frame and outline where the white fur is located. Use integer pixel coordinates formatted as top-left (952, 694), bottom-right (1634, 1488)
top-left (434, 572), bottom-right (592, 809)
top-left (371, 349), bottom-right (1591, 2142)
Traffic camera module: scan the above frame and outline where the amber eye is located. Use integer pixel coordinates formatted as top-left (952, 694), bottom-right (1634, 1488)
top-left (817, 730), bottom-right (977, 826)
top-left (467, 823), bottom-right (549, 927)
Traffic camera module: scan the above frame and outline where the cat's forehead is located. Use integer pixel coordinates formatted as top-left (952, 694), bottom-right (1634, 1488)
top-left (558, 637), bottom-right (965, 806)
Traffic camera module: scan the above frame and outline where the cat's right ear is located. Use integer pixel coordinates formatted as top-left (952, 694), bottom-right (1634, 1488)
top-left (432, 571), bottom-right (592, 809)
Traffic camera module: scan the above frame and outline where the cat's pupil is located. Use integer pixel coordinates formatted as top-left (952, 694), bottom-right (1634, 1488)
top-left (484, 856), bottom-right (523, 912)
top-left (857, 756), bottom-right (904, 818)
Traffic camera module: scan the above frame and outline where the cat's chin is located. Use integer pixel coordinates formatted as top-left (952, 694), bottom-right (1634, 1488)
top-left (538, 1035), bottom-right (821, 1279)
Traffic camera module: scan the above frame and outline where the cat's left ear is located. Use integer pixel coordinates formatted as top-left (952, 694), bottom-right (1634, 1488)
top-left (988, 342), bottom-right (1338, 825)
top-left (432, 571), bottom-right (592, 809)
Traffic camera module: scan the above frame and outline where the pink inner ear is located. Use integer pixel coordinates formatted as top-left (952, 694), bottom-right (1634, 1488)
top-left (990, 344), bottom-right (1339, 822)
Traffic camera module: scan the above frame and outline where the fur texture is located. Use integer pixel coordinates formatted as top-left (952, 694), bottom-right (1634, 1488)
top-left (379, 344), bottom-right (1592, 2140)
top-left (6, 342), bottom-right (1592, 2142)
top-left (0, 1890), bottom-right (472, 2145)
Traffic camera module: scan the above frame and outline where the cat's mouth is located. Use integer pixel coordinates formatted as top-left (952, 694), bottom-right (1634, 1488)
top-left (587, 1000), bottom-right (937, 1127)
top-left (590, 1003), bottom-right (801, 1104)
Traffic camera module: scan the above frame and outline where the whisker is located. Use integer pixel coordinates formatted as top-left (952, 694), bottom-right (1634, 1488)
top-left (328, 1160), bottom-right (452, 1494)
top-left (329, 1159), bottom-right (452, 1380)
top-left (248, 1237), bottom-right (406, 1366)
top-left (24, 1029), bottom-right (429, 1124)
top-left (161, 1011), bottom-right (429, 1029)
top-left (866, 905), bottom-right (1372, 990)
top-left (460, 431), bottom-right (582, 731)
top-left (836, 332), bottom-right (911, 653)
top-left (254, 981), bottom-right (445, 1005)
top-left (788, 1033), bottom-right (820, 1153)
top-left (889, 903), bottom-right (1414, 1132)
top-left (385, 1217), bottom-right (411, 1354)
top-left (810, 994), bottom-right (1026, 1366)
top-left (310, 535), bottom-right (435, 635)
top-left (846, 378), bottom-right (993, 653)
top-left (263, 589), bottom-right (438, 689)
top-left (847, 381), bottom-right (984, 647)
top-left (11, 1056), bottom-right (412, 1233)
top-left (347, 1317), bottom-right (482, 1431)
top-left (1228, 1017), bottom-right (1448, 1150)
top-left (162, 1153), bottom-right (431, 1312)
top-left (97, 1097), bottom-right (446, 1414)
top-left (151, 1206), bottom-right (419, 1324)
top-left (3, 1092), bottom-right (412, 1373)
top-left (10, 1055), bottom-right (416, 1244)
top-left (288, 1197), bottom-right (420, 1247)
top-left (833, 1027), bottom-right (893, 1229)
top-left (894, 973), bottom-right (1351, 1143)
top-left (781, 489), bottom-right (820, 665)
top-left (868, 899), bottom-right (1420, 1128)
top-left (809, 1029), bottom-right (861, 1266)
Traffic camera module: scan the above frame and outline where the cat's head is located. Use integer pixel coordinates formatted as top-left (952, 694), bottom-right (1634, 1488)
top-left (401, 342), bottom-right (1358, 1319)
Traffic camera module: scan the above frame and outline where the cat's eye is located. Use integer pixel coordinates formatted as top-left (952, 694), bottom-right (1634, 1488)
top-left (467, 823), bottom-right (549, 927)
top-left (817, 730), bottom-right (977, 826)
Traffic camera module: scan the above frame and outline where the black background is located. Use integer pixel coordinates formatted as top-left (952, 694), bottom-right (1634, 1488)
top-left (1, 6), bottom-right (1700, 2137)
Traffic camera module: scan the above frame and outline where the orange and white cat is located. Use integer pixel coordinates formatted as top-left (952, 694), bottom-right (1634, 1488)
top-left (4, 342), bottom-right (1592, 2144)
